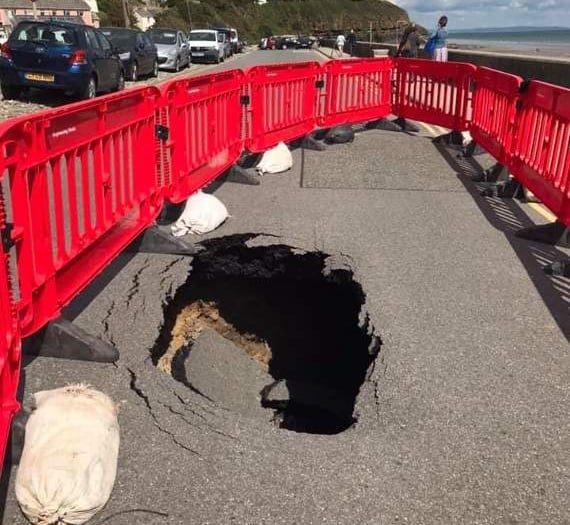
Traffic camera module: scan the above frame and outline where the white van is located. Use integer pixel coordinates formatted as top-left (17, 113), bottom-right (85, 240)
top-left (188, 29), bottom-right (225, 63)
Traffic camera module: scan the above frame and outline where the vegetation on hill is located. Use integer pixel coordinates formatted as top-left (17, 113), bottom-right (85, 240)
top-left (151, 0), bottom-right (410, 42)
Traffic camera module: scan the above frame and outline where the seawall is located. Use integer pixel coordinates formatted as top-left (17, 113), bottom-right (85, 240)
top-left (321, 40), bottom-right (570, 88)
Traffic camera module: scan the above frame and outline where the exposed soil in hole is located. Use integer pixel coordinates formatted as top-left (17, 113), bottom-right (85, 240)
top-left (153, 234), bottom-right (381, 435)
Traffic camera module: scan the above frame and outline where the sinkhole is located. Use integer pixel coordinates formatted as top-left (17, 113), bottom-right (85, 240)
top-left (152, 234), bottom-right (382, 435)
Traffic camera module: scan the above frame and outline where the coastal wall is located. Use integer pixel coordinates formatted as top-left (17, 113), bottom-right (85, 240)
top-left (322, 40), bottom-right (570, 88)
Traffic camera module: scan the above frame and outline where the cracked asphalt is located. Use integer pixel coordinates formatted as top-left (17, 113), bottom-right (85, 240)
top-left (1, 50), bottom-right (569, 524)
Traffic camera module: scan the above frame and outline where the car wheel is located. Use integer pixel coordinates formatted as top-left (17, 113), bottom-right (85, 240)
top-left (152, 60), bottom-right (158, 77)
top-left (130, 62), bottom-right (138, 81)
top-left (1, 84), bottom-right (21, 100)
top-left (115, 70), bottom-right (125, 91)
top-left (80, 76), bottom-right (97, 100)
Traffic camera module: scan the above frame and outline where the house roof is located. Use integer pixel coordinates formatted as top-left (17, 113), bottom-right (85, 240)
top-left (0, 0), bottom-right (90, 10)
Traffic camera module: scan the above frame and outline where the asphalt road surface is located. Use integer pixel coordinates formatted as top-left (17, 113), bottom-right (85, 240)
top-left (1, 49), bottom-right (568, 524)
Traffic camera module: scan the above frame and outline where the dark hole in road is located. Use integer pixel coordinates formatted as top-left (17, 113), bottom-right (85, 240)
top-left (152, 234), bottom-right (381, 435)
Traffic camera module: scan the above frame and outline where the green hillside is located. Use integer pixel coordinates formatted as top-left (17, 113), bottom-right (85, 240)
top-left (152, 0), bottom-right (409, 41)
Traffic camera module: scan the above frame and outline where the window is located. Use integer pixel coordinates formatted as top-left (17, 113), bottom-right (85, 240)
top-left (85, 28), bottom-right (100, 50)
top-left (96, 32), bottom-right (112, 52)
top-left (63, 10), bottom-right (70, 16)
top-left (52, 10), bottom-right (57, 15)
top-left (40, 11), bottom-right (45, 16)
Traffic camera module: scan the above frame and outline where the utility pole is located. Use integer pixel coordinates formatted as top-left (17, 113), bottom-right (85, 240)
top-left (185, 0), bottom-right (192, 30)
top-left (369, 21), bottom-right (372, 44)
top-left (31, 0), bottom-right (37, 20)
top-left (121, 0), bottom-right (130, 28)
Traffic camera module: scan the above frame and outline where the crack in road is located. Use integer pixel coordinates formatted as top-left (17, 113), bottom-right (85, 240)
top-left (127, 367), bottom-right (203, 458)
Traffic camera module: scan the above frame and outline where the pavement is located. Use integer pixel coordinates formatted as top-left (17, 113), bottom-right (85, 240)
top-left (1, 49), bottom-right (569, 524)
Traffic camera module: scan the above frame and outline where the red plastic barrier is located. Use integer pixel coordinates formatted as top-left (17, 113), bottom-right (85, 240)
top-left (509, 81), bottom-right (570, 226)
top-left (393, 58), bottom-right (476, 130)
top-left (0, 194), bottom-right (21, 467)
top-left (245, 62), bottom-right (320, 153)
top-left (160, 70), bottom-right (244, 203)
top-left (470, 67), bottom-right (522, 165)
top-left (0, 86), bottom-right (163, 337)
top-left (319, 58), bottom-right (392, 127)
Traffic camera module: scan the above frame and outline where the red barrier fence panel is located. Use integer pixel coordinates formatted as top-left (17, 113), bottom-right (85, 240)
top-left (509, 81), bottom-right (570, 226)
top-left (319, 58), bottom-right (392, 128)
top-left (0, 192), bottom-right (21, 468)
top-left (393, 58), bottom-right (476, 131)
top-left (470, 67), bottom-right (522, 165)
top-left (0, 86), bottom-right (163, 337)
top-left (245, 62), bottom-right (320, 153)
top-left (160, 70), bottom-right (244, 203)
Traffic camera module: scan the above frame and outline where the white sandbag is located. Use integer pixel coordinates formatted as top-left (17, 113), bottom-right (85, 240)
top-left (15, 384), bottom-right (119, 525)
top-left (255, 142), bottom-right (293, 174)
top-left (461, 131), bottom-right (473, 146)
top-left (171, 191), bottom-right (229, 237)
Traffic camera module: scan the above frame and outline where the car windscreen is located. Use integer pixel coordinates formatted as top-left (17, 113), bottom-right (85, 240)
top-left (149, 31), bottom-right (177, 45)
top-left (100, 30), bottom-right (136, 49)
top-left (10, 22), bottom-right (77, 47)
top-left (189, 32), bottom-right (216, 41)
top-left (230, 31), bottom-right (237, 39)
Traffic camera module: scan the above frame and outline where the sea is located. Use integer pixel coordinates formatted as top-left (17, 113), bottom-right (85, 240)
top-left (447, 28), bottom-right (570, 57)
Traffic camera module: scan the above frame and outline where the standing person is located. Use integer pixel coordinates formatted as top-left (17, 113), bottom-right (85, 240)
top-left (396, 22), bottom-right (420, 58)
top-left (335, 33), bottom-right (346, 57)
top-left (430, 16), bottom-right (449, 62)
top-left (347, 29), bottom-right (357, 56)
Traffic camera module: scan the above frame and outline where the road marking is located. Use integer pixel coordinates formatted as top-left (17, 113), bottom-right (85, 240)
top-left (527, 202), bottom-right (556, 223)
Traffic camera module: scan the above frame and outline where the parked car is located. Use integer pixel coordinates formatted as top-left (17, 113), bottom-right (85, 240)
top-left (147, 28), bottom-right (190, 72)
top-left (100, 27), bottom-right (158, 81)
top-left (0, 20), bottom-right (124, 100)
top-left (276, 35), bottom-right (297, 49)
top-left (228, 27), bottom-right (242, 54)
top-left (188, 29), bottom-right (225, 63)
top-left (259, 36), bottom-right (276, 50)
top-left (210, 27), bottom-right (233, 56)
top-left (298, 35), bottom-right (317, 48)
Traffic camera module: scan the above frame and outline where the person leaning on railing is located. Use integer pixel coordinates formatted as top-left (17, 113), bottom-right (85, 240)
top-left (395, 23), bottom-right (420, 58)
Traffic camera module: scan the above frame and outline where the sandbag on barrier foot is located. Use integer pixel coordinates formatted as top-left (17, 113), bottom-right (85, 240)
top-left (16, 385), bottom-right (120, 525)
top-left (256, 142), bottom-right (293, 174)
top-left (171, 191), bottom-right (229, 236)
top-left (324, 125), bottom-right (355, 144)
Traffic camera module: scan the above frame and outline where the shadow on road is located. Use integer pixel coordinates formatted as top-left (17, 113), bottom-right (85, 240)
top-left (434, 140), bottom-right (570, 341)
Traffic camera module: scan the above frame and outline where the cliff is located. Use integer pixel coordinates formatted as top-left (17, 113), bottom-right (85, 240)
top-left (152, 0), bottom-right (410, 41)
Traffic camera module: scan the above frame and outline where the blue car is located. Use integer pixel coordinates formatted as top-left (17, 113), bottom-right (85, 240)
top-left (0, 20), bottom-right (124, 100)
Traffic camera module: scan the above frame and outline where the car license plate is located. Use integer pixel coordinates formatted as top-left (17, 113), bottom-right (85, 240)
top-left (25, 73), bottom-right (55, 82)
top-left (193, 52), bottom-right (204, 57)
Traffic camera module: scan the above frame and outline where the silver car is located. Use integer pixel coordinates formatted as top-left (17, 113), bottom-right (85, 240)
top-left (148, 29), bottom-right (190, 72)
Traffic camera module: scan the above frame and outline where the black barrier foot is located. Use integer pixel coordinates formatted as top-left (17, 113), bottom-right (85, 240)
top-left (433, 130), bottom-right (464, 146)
top-left (10, 408), bottom-right (30, 464)
top-left (365, 118), bottom-right (402, 132)
top-left (226, 165), bottom-right (261, 185)
top-left (544, 259), bottom-right (570, 277)
top-left (237, 151), bottom-right (261, 169)
top-left (302, 135), bottom-right (327, 151)
top-left (23, 317), bottom-right (119, 363)
top-left (479, 178), bottom-right (522, 199)
top-left (472, 163), bottom-right (509, 183)
top-left (515, 221), bottom-right (570, 248)
top-left (393, 117), bottom-right (420, 133)
top-left (156, 201), bottom-right (186, 226)
top-left (128, 224), bottom-right (198, 256)
top-left (463, 140), bottom-right (486, 158)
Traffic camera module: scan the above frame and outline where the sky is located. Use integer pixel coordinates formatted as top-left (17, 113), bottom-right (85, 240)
top-left (394, 0), bottom-right (570, 30)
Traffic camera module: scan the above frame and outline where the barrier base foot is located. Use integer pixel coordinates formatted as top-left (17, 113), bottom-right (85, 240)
top-left (301, 135), bottom-right (327, 151)
top-left (544, 259), bottom-right (570, 277)
top-left (393, 117), bottom-right (420, 133)
top-left (128, 225), bottom-right (197, 256)
top-left (156, 201), bottom-right (186, 226)
top-left (433, 131), bottom-right (463, 146)
top-left (472, 163), bottom-right (509, 183)
top-left (480, 178), bottom-right (521, 199)
top-left (10, 408), bottom-right (30, 464)
top-left (366, 118), bottom-right (402, 132)
top-left (226, 165), bottom-right (261, 185)
top-left (463, 140), bottom-right (486, 157)
top-left (516, 221), bottom-right (570, 248)
top-left (23, 317), bottom-right (119, 363)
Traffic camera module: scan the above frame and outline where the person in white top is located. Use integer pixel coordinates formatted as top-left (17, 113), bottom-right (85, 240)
top-left (335, 33), bottom-right (346, 57)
